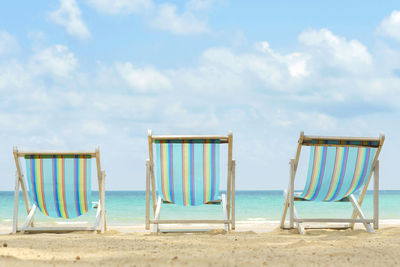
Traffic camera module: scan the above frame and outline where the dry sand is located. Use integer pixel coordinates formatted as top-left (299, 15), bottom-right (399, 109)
top-left (0, 224), bottom-right (399, 267)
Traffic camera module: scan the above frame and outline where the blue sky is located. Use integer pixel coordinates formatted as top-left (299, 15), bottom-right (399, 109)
top-left (1, 0), bottom-right (400, 190)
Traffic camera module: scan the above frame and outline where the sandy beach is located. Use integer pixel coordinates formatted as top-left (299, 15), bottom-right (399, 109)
top-left (0, 223), bottom-right (399, 267)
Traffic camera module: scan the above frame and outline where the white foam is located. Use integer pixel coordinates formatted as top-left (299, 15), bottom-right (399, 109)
top-left (379, 219), bottom-right (400, 224)
top-left (247, 218), bottom-right (267, 221)
top-left (237, 219), bottom-right (280, 224)
top-left (56, 221), bottom-right (90, 225)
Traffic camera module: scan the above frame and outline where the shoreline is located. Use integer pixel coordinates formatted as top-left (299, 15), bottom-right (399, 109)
top-left (2, 219), bottom-right (400, 235)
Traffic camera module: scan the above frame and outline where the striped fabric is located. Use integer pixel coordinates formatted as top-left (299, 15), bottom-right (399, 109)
top-left (155, 140), bottom-right (220, 206)
top-left (25, 155), bottom-right (92, 218)
top-left (299, 146), bottom-right (377, 202)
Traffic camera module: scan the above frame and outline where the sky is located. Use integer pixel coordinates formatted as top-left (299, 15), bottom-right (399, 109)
top-left (1, 0), bottom-right (400, 191)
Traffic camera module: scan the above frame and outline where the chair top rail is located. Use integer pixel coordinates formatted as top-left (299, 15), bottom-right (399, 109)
top-left (300, 133), bottom-right (384, 148)
top-left (303, 135), bottom-right (381, 142)
top-left (150, 135), bottom-right (230, 143)
top-left (14, 150), bottom-right (97, 157)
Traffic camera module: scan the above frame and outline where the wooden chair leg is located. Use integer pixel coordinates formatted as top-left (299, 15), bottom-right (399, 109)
top-left (280, 189), bottom-right (290, 229)
top-left (153, 197), bottom-right (162, 233)
top-left (349, 194), bottom-right (374, 233)
top-left (222, 194), bottom-right (229, 232)
top-left (146, 160), bottom-right (150, 230)
top-left (289, 160), bottom-right (295, 229)
top-left (21, 205), bottom-right (37, 233)
top-left (293, 207), bottom-right (305, 234)
top-left (373, 161), bottom-right (379, 230)
top-left (231, 160), bottom-right (236, 230)
top-left (94, 201), bottom-right (101, 231)
top-left (100, 171), bottom-right (106, 234)
top-left (12, 172), bottom-right (20, 234)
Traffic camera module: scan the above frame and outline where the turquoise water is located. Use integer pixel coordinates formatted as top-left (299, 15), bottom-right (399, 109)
top-left (1, 191), bottom-right (399, 227)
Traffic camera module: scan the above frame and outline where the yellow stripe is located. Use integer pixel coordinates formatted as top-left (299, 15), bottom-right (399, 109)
top-left (348, 148), bottom-right (367, 194)
top-left (324, 147), bottom-right (344, 200)
top-left (305, 147), bottom-right (322, 199)
top-left (57, 158), bottom-right (67, 218)
top-left (35, 159), bottom-right (46, 214)
top-left (161, 143), bottom-right (171, 202)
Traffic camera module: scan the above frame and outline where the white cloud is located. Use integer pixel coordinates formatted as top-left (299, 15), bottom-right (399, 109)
top-left (86, 0), bottom-right (154, 15)
top-left (187, 0), bottom-right (216, 11)
top-left (0, 61), bottom-right (29, 91)
top-left (49, 0), bottom-right (91, 40)
top-left (255, 41), bottom-right (309, 78)
top-left (1, 24), bottom-right (400, 190)
top-left (29, 45), bottom-right (78, 77)
top-left (298, 28), bottom-right (372, 73)
top-left (151, 3), bottom-right (208, 35)
top-left (187, 43), bottom-right (307, 94)
top-left (286, 53), bottom-right (309, 77)
top-left (116, 62), bottom-right (171, 92)
top-left (379, 10), bottom-right (400, 42)
top-left (0, 30), bottom-right (18, 56)
top-left (82, 120), bottom-right (107, 136)
top-left (86, 0), bottom-right (212, 35)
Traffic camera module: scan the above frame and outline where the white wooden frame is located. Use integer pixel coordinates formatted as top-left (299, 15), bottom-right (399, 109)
top-left (12, 147), bottom-right (106, 234)
top-left (145, 130), bottom-right (235, 233)
top-left (280, 132), bottom-right (385, 234)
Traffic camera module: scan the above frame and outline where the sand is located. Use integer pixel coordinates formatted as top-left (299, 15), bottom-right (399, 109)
top-left (0, 224), bottom-right (399, 267)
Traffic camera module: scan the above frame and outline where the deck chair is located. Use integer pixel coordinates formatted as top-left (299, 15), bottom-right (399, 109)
top-left (12, 147), bottom-right (106, 233)
top-left (145, 130), bottom-right (236, 233)
top-left (281, 132), bottom-right (384, 234)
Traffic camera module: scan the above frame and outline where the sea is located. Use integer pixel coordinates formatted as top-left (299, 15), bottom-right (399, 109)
top-left (1, 190), bottom-right (400, 229)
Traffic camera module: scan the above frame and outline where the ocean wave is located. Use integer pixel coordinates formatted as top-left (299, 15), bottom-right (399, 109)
top-left (247, 218), bottom-right (267, 221)
top-left (380, 219), bottom-right (400, 224)
top-left (56, 221), bottom-right (90, 225)
top-left (237, 219), bottom-right (280, 224)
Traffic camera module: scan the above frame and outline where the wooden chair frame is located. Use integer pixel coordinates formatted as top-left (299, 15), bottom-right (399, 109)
top-left (12, 147), bottom-right (106, 234)
top-left (145, 130), bottom-right (236, 233)
top-left (281, 132), bottom-right (385, 234)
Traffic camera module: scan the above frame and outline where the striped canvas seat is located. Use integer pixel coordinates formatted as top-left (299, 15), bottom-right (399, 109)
top-left (297, 146), bottom-right (377, 202)
top-left (280, 132), bottom-right (384, 234)
top-left (25, 155), bottom-right (92, 218)
top-left (155, 140), bottom-right (220, 206)
top-left (146, 131), bottom-right (235, 232)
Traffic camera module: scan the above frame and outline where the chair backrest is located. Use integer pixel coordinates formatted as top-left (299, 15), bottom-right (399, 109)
top-left (149, 132), bottom-right (232, 206)
top-left (296, 134), bottom-right (384, 202)
top-left (13, 149), bottom-right (101, 219)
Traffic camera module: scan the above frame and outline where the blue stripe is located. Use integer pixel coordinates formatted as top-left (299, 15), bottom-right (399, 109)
top-left (30, 156), bottom-right (39, 206)
top-left (74, 156), bottom-right (81, 216)
top-left (53, 157), bottom-right (62, 217)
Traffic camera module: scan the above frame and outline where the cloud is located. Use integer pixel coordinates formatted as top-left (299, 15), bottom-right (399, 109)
top-left (116, 62), bottom-right (171, 92)
top-left (1, 25), bottom-right (400, 190)
top-left (86, 0), bottom-right (154, 15)
top-left (379, 10), bottom-right (400, 42)
top-left (0, 30), bottom-right (18, 56)
top-left (0, 61), bottom-right (29, 91)
top-left (298, 28), bottom-right (372, 74)
top-left (150, 3), bottom-right (208, 35)
top-left (86, 0), bottom-right (211, 35)
top-left (29, 45), bottom-right (78, 77)
top-left (82, 120), bottom-right (108, 136)
top-left (187, 0), bottom-right (216, 11)
top-left (49, 0), bottom-right (91, 40)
